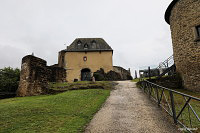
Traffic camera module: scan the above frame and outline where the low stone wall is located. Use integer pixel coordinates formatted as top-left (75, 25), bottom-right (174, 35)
top-left (93, 68), bottom-right (121, 81)
top-left (113, 66), bottom-right (132, 80)
top-left (47, 65), bottom-right (66, 82)
top-left (17, 55), bottom-right (66, 97)
top-left (148, 74), bottom-right (183, 89)
top-left (93, 67), bottom-right (132, 81)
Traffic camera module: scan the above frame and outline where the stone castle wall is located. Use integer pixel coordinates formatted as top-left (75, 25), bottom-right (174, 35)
top-left (47, 65), bottom-right (66, 82)
top-left (169, 0), bottom-right (200, 92)
top-left (17, 55), bottom-right (66, 96)
top-left (113, 66), bottom-right (132, 80)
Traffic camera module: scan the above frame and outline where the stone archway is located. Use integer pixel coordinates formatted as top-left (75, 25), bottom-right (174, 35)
top-left (81, 68), bottom-right (91, 81)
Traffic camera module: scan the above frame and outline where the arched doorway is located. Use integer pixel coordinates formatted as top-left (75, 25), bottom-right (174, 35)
top-left (81, 68), bottom-right (91, 81)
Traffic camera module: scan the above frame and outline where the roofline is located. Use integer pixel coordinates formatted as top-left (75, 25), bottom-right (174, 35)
top-left (75, 37), bottom-right (104, 39)
top-left (165, 0), bottom-right (179, 25)
top-left (61, 49), bottom-right (113, 52)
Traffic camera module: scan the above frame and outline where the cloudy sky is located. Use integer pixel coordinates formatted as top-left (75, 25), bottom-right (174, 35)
top-left (0, 0), bottom-right (173, 75)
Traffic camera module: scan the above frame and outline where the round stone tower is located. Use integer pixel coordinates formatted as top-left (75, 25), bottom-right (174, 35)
top-left (165, 0), bottom-right (200, 92)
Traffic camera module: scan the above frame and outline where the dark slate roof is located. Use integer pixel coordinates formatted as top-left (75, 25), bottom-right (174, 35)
top-left (165, 0), bottom-right (179, 24)
top-left (64, 38), bottom-right (113, 52)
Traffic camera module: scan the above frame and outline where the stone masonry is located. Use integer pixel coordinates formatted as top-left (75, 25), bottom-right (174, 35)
top-left (165, 0), bottom-right (200, 92)
top-left (47, 65), bottom-right (66, 82)
top-left (113, 66), bottom-right (133, 80)
top-left (17, 55), bottom-right (66, 96)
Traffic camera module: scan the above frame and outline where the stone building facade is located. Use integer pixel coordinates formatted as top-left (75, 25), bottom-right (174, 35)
top-left (58, 38), bottom-right (114, 82)
top-left (165, 0), bottom-right (200, 91)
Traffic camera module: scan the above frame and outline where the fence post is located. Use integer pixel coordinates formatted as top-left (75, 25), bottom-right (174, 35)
top-left (144, 81), bottom-right (146, 91)
top-left (141, 81), bottom-right (144, 89)
top-left (148, 66), bottom-right (151, 79)
top-left (149, 84), bottom-right (152, 98)
top-left (156, 87), bottom-right (160, 106)
top-left (169, 91), bottom-right (177, 124)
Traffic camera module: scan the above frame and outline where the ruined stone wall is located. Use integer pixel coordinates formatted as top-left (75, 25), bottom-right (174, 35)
top-left (17, 55), bottom-right (48, 96)
top-left (93, 68), bottom-right (122, 81)
top-left (169, 0), bottom-right (200, 92)
top-left (47, 65), bottom-right (66, 82)
top-left (113, 66), bottom-right (132, 80)
top-left (17, 55), bottom-right (66, 96)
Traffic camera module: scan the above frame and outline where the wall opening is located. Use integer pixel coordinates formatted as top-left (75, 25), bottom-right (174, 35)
top-left (81, 68), bottom-right (91, 81)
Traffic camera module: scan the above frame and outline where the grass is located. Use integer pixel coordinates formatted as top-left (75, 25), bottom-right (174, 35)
top-left (132, 77), bottom-right (158, 82)
top-left (159, 89), bottom-right (200, 132)
top-left (0, 82), bottom-right (112, 133)
top-left (132, 78), bottom-right (140, 82)
top-left (49, 81), bottom-right (115, 91)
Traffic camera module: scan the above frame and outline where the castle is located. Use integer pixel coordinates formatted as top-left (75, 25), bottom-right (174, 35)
top-left (17, 38), bottom-right (132, 96)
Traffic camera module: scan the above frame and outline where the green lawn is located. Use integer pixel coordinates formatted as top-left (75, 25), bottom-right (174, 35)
top-left (132, 78), bottom-right (140, 82)
top-left (49, 81), bottom-right (115, 91)
top-left (158, 89), bottom-right (200, 132)
top-left (0, 89), bottom-right (110, 133)
top-left (132, 77), bottom-right (158, 82)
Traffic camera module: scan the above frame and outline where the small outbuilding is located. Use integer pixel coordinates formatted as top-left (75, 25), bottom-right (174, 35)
top-left (165, 0), bottom-right (200, 91)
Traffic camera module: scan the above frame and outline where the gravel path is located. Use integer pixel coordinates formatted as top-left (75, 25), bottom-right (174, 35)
top-left (85, 81), bottom-right (180, 133)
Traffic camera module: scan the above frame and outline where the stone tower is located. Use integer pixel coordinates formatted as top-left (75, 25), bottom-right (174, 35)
top-left (165, 0), bottom-right (200, 92)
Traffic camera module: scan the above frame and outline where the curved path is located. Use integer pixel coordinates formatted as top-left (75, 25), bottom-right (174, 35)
top-left (85, 81), bottom-right (180, 133)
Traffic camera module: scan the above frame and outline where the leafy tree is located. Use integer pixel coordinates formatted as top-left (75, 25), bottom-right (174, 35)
top-left (0, 67), bottom-right (20, 93)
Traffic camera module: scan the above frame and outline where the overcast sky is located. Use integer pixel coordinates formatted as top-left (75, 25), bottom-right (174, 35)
top-left (0, 0), bottom-right (173, 75)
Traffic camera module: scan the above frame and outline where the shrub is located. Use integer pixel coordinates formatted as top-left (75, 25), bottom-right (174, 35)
top-left (93, 72), bottom-right (105, 81)
top-left (0, 67), bottom-right (20, 93)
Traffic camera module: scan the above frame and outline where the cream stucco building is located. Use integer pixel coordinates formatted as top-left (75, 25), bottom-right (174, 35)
top-left (58, 38), bottom-right (113, 82)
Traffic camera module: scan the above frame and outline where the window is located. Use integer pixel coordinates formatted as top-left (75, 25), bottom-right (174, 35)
top-left (84, 44), bottom-right (89, 49)
top-left (194, 25), bottom-right (200, 41)
top-left (91, 40), bottom-right (96, 49)
top-left (196, 25), bottom-right (200, 37)
top-left (91, 40), bottom-right (96, 45)
top-left (77, 40), bottom-right (82, 46)
top-left (83, 56), bottom-right (87, 61)
top-left (62, 56), bottom-right (64, 63)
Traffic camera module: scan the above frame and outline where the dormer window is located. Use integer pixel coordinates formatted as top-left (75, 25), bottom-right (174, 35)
top-left (91, 40), bottom-right (96, 49)
top-left (77, 40), bottom-right (82, 46)
top-left (91, 40), bottom-right (96, 45)
top-left (84, 44), bottom-right (89, 49)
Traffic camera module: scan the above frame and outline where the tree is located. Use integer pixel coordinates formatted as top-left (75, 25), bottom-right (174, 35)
top-left (0, 67), bottom-right (20, 93)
